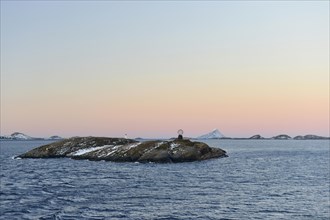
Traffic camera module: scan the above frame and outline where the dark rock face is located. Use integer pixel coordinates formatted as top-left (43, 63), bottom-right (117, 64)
top-left (19, 137), bottom-right (136, 159)
top-left (18, 137), bottom-right (227, 163)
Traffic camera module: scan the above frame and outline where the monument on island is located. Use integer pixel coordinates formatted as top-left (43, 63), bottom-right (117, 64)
top-left (177, 129), bottom-right (184, 140)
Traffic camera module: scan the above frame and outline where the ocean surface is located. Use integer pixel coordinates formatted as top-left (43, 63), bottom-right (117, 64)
top-left (0, 139), bottom-right (329, 219)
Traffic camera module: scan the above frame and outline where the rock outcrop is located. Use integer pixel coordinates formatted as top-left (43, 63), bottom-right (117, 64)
top-left (249, 135), bottom-right (264, 139)
top-left (48, 135), bottom-right (63, 140)
top-left (17, 137), bottom-right (227, 163)
top-left (293, 135), bottom-right (329, 140)
top-left (272, 134), bottom-right (292, 140)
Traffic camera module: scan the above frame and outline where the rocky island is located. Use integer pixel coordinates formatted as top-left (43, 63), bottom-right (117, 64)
top-left (17, 137), bottom-right (227, 163)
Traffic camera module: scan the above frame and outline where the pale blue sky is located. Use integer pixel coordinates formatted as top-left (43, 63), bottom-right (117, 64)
top-left (1, 1), bottom-right (329, 138)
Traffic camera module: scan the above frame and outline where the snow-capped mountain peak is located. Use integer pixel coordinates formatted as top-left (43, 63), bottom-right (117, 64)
top-left (197, 129), bottom-right (225, 139)
top-left (0, 132), bottom-right (64, 140)
top-left (10, 132), bottom-right (34, 140)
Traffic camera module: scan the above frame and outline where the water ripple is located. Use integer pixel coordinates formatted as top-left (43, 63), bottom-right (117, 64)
top-left (1, 140), bottom-right (329, 219)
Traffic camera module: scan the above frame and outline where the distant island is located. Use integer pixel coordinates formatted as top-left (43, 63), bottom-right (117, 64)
top-left (17, 137), bottom-right (227, 163)
top-left (1, 131), bottom-right (329, 141)
top-left (0, 132), bottom-right (63, 141)
top-left (194, 129), bottom-right (329, 140)
top-left (248, 134), bottom-right (329, 140)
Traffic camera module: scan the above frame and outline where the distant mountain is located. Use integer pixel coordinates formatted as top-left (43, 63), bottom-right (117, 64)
top-left (0, 132), bottom-right (63, 140)
top-left (294, 135), bottom-right (329, 140)
top-left (272, 134), bottom-right (291, 140)
top-left (10, 132), bottom-right (35, 140)
top-left (197, 129), bottom-right (225, 139)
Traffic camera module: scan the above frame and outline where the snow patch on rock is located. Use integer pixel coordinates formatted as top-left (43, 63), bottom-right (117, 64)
top-left (70, 145), bottom-right (111, 156)
top-left (170, 143), bottom-right (179, 150)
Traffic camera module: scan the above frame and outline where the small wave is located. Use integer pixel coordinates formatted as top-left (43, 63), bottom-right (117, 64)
top-left (11, 156), bottom-right (21, 160)
top-left (40, 211), bottom-right (63, 220)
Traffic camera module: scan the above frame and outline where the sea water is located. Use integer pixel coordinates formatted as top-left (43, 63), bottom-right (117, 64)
top-left (0, 139), bottom-right (329, 219)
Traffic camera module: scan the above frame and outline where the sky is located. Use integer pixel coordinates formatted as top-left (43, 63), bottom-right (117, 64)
top-left (1, 1), bottom-right (329, 138)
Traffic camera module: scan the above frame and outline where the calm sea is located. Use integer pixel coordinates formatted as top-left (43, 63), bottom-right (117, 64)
top-left (0, 139), bottom-right (329, 219)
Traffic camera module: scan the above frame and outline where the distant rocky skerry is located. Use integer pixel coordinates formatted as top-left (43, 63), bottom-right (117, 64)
top-left (0, 132), bottom-right (63, 140)
top-left (247, 134), bottom-right (329, 140)
top-left (195, 133), bottom-right (329, 140)
top-left (292, 135), bottom-right (330, 140)
top-left (193, 129), bottom-right (329, 140)
top-left (2, 131), bottom-right (328, 141)
top-left (17, 137), bottom-right (227, 163)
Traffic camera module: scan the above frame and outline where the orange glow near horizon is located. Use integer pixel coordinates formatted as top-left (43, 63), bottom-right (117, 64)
top-left (1, 1), bottom-right (329, 138)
